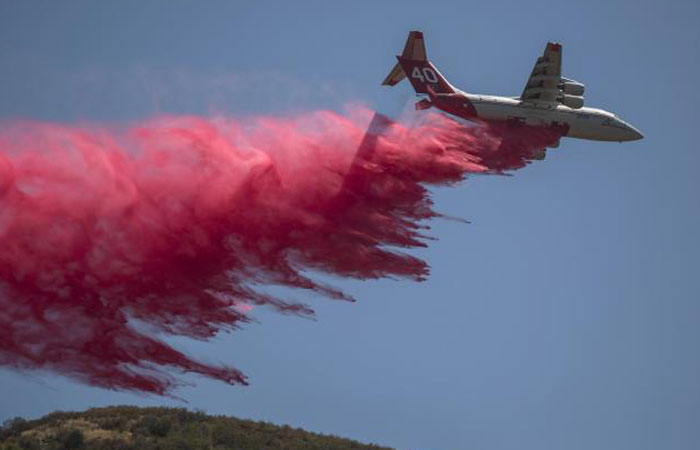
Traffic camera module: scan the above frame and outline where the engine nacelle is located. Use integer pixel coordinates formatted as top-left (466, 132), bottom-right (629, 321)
top-left (561, 81), bottom-right (585, 96)
top-left (560, 94), bottom-right (584, 109)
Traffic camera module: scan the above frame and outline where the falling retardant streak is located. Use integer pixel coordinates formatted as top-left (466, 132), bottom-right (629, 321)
top-left (0, 108), bottom-right (560, 394)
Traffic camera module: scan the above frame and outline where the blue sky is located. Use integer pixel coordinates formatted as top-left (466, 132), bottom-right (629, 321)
top-left (1, 1), bottom-right (698, 449)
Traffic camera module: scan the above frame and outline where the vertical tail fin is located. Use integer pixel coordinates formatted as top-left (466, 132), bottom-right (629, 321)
top-left (381, 30), bottom-right (426, 86)
top-left (381, 31), bottom-right (455, 95)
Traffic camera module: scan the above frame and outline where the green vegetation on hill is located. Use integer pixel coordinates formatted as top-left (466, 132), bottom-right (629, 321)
top-left (0, 406), bottom-right (394, 450)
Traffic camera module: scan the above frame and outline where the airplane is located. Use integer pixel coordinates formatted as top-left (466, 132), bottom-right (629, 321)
top-left (382, 31), bottom-right (643, 154)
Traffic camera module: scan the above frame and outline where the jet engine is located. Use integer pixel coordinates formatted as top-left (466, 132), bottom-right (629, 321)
top-left (560, 94), bottom-right (584, 109)
top-left (560, 78), bottom-right (585, 96)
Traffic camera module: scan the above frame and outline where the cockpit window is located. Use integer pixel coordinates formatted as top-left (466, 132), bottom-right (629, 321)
top-left (602, 117), bottom-right (627, 130)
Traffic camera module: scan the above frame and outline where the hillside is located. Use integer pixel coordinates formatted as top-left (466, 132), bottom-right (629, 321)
top-left (0, 406), bottom-right (394, 450)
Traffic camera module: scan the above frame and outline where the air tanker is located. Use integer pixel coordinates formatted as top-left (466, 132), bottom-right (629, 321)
top-left (382, 31), bottom-right (643, 154)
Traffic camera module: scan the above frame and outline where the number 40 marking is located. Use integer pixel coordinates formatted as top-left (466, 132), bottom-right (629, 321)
top-left (411, 66), bottom-right (439, 84)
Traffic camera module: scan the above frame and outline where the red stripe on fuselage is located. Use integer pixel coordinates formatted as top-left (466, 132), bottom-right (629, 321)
top-left (430, 92), bottom-right (478, 120)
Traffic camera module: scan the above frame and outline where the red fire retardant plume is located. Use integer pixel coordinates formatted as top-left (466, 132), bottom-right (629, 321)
top-left (0, 109), bottom-right (559, 394)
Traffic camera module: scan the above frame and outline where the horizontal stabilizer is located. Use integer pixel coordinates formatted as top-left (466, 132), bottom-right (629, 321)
top-left (382, 62), bottom-right (406, 86)
top-left (415, 98), bottom-right (432, 110)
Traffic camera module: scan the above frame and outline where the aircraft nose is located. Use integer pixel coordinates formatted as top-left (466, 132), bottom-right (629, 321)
top-left (622, 120), bottom-right (644, 141)
top-left (632, 128), bottom-right (644, 140)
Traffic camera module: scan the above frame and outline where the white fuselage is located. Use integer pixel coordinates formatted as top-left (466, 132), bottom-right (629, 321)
top-left (463, 93), bottom-right (643, 142)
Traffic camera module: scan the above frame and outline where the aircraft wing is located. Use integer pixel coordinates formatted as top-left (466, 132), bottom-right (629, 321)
top-left (520, 42), bottom-right (563, 104)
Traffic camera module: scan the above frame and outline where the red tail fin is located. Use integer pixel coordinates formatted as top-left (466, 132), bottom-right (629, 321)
top-left (398, 57), bottom-right (455, 95)
top-left (382, 31), bottom-right (456, 95)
